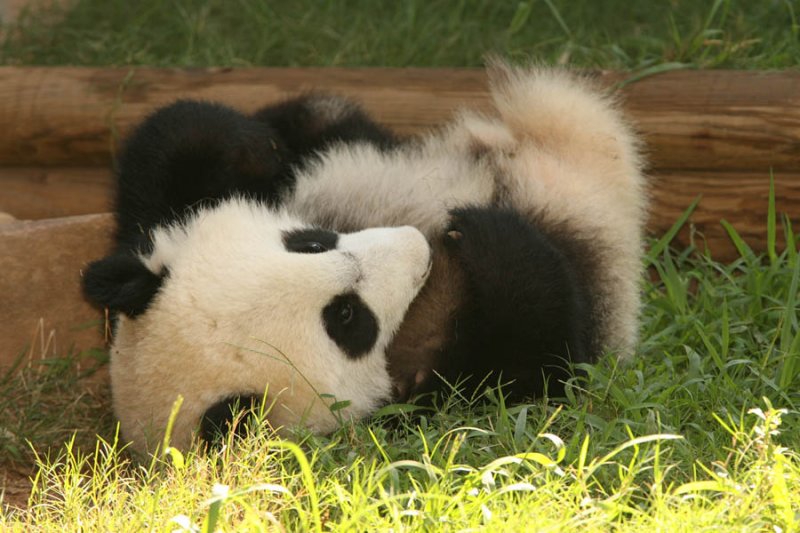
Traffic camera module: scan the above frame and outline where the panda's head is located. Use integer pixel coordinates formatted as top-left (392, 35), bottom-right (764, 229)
top-left (83, 198), bottom-right (432, 453)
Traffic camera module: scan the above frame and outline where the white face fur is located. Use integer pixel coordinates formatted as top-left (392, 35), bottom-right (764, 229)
top-left (111, 198), bottom-right (432, 453)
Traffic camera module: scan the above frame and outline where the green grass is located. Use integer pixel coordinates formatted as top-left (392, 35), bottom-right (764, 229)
top-left (1, 194), bottom-right (799, 530)
top-left (0, 349), bottom-right (111, 465)
top-left (1, 0), bottom-right (798, 68)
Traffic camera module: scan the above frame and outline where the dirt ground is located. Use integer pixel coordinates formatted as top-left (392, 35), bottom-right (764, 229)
top-left (1, 462), bottom-right (33, 511)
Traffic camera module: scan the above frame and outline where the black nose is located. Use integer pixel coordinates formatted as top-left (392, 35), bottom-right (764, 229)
top-left (199, 394), bottom-right (261, 445)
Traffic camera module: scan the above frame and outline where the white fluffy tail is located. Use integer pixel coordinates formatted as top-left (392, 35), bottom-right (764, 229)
top-left (486, 59), bottom-right (643, 176)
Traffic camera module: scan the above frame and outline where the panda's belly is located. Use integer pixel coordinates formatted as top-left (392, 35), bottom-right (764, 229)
top-left (288, 143), bottom-right (495, 237)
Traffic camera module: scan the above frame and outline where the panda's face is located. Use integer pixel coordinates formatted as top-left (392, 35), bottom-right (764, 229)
top-left (104, 199), bottom-right (431, 452)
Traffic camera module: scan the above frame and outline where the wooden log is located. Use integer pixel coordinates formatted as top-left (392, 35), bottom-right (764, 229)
top-left (0, 166), bottom-right (112, 219)
top-left (0, 67), bottom-right (490, 166)
top-left (622, 70), bottom-right (800, 172)
top-left (0, 68), bottom-right (797, 370)
top-left (649, 169), bottom-right (800, 258)
top-left (0, 68), bottom-right (796, 171)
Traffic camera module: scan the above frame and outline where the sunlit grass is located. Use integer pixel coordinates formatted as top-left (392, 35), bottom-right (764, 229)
top-left (2, 397), bottom-right (797, 530)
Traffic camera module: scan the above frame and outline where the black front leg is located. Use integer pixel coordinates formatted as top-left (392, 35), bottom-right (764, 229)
top-left (114, 100), bottom-right (292, 252)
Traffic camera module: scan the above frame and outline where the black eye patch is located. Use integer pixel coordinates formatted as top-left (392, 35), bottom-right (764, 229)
top-left (322, 293), bottom-right (379, 359)
top-left (283, 228), bottom-right (339, 254)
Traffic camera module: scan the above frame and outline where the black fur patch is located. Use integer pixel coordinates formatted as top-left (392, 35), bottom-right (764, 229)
top-left (82, 253), bottom-right (166, 318)
top-left (199, 394), bottom-right (261, 444)
top-left (114, 100), bottom-right (293, 253)
top-left (283, 228), bottom-right (339, 254)
top-left (322, 293), bottom-right (379, 359)
top-left (252, 93), bottom-right (399, 170)
top-left (422, 206), bottom-right (594, 401)
top-left (112, 97), bottom-right (398, 256)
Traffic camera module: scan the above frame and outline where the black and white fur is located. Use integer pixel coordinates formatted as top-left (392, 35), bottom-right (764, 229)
top-left (83, 62), bottom-right (646, 452)
top-left (87, 200), bottom-right (430, 452)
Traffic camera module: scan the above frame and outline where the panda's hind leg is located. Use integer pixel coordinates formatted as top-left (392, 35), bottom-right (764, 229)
top-left (435, 205), bottom-right (595, 401)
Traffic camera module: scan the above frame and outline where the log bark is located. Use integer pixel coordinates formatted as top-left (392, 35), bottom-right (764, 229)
top-left (622, 70), bottom-right (800, 172)
top-left (649, 169), bottom-right (800, 258)
top-left (0, 67), bottom-right (796, 171)
top-left (0, 166), bottom-right (111, 219)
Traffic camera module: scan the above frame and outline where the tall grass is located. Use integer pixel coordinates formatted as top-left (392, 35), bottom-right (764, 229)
top-left (3, 402), bottom-right (797, 530)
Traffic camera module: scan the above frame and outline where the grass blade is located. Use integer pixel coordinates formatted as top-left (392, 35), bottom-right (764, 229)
top-left (783, 214), bottom-right (797, 267)
top-left (779, 258), bottom-right (800, 390)
top-left (542, 0), bottom-right (572, 38)
top-left (617, 62), bottom-right (693, 89)
top-left (646, 195), bottom-right (700, 264)
top-left (721, 219), bottom-right (755, 264)
top-left (768, 169), bottom-right (777, 265)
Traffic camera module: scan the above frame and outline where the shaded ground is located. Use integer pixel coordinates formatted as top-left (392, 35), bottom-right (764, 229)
top-left (1, 462), bottom-right (33, 510)
top-left (0, 357), bottom-right (113, 515)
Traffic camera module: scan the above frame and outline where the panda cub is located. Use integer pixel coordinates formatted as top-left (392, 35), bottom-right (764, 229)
top-left (83, 62), bottom-right (646, 453)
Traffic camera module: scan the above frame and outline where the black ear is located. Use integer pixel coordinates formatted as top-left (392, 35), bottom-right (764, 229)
top-left (82, 253), bottom-right (165, 318)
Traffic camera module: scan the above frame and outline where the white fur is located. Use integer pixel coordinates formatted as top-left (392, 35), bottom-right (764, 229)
top-left (112, 199), bottom-right (431, 452)
top-left (290, 63), bottom-right (646, 357)
top-left (306, 93), bottom-right (359, 123)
